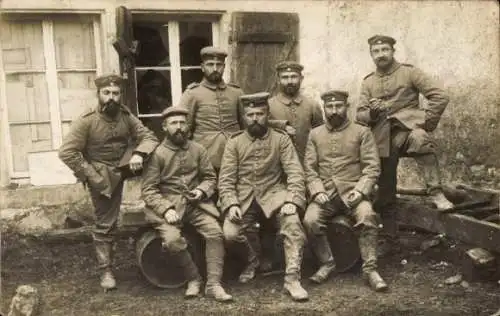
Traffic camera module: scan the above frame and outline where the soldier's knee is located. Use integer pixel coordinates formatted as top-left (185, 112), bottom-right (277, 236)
top-left (201, 226), bottom-right (224, 241)
top-left (162, 236), bottom-right (188, 253)
top-left (353, 201), bottom-right (379, 229)
top-left (223, 223), bottom-right (242, 244)
top-left (303, 209), bottom-right (323, 235)
top-left (280, 214), bottom-right (306, 241)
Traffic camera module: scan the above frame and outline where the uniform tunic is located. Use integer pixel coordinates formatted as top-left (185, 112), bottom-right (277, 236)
top-left (141, 138), bottom-right (220, 223)
top-left (304, 120), bottom-right (380, 206)
top-left (218, 128), bottom-right (306, 218)
top-left (269, 92), bottom-right (324, 163)
top-left (356, 61), bottom-right (449, 158)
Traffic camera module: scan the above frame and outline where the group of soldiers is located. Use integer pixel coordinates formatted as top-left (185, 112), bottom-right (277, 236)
top-left (58, 34), bottom-right (453, 303)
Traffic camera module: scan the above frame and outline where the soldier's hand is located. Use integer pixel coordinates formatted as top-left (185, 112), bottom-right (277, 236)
top-left (228, 206), bottom-right (242, 223)
top-left (346, 190), bottom-right (363, 208)
top-left (186, 189), bottom-right (204, 202)
top-left (314, 192), bottom-right (330, 205)
top-left (280, 203), bottom-right (297, 216)
top-left (285, 125), bottom-right (296, 136)
top-left (129, 154), bottom-right (144, 172)
top-left (369, 98), bottom-right (383, 111)
top-left (164, 208), bottom-right (180, 224)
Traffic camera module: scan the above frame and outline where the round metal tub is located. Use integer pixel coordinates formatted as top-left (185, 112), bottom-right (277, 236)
top-left (326, 215), bottom-right (361, 272)
top-left (136, 228), bottom-right (204, 289)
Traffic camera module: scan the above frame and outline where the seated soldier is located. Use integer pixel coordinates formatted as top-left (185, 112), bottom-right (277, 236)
top-left (303, 90), bottom-right (388, 292)
top-left (219, 92), bottom-right (309, 302)
top-left (141, 107), bottom-right (232, 302)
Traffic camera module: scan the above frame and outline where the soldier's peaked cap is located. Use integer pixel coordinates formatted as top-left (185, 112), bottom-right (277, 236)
top-left (275, 60), bottom-right (304, 73)
top-left (200, 46), bottom-right (227, 60)
top-left (94, 74), bottom-right (124, 88)
top-left (240, 92), bottom-right (270, 108)
top-left (320, 90), bottom-right (349, 103)
top-left (368, 35), bottom-right (396, 46)
top-left (161, 106), bottom-right (189, 119)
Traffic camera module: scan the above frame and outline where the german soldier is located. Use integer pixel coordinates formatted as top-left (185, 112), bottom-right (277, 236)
top-left (219, 92), bottom-right (309, 301)
top-left (356, 35), bottom-right (453, 251)
top-left (58, 74), bottom-right (159, 291)
top-left (141, 107), bottom-right (232, 302)
top-left (303, 90), bottom-right (388, 291)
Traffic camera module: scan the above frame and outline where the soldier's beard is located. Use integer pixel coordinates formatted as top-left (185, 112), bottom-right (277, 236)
top-left (166, 129), bottom-right (188, 146)
top-left (327, 114), bottom-right (346, 128)
top-left (206, 71), bottom-right (222, 83)
top-left (281, 84), bottom-right (300, 97)
top-left (247, 122), bottom-right (268, 138)
top-left (101, 100), bottom-right (120, 117)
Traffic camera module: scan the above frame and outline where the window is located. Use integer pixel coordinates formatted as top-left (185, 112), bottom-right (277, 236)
top-left (0, 15), bottom-right (102, 177)
top-left (131, 15), bottom-right (219, 118)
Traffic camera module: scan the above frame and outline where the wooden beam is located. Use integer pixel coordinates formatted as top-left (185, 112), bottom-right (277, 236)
top-left (395, 199), bottom-right (500, 253)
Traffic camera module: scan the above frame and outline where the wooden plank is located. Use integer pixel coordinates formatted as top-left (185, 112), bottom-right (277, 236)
top-left (395, 199), bottom-right (500, 253)
top-left (168, 21), bottom-right (182, 107)
top-left (58, 72), bottom-right (96, 121)
top-left (53, 18), bottom-right (96, 70)
top-left (93, 18), bottom-right (103, 76)
top-left (42, 20), bottom-right (63, 149)
top-left (0, 36), bottom-right (14, 185)
top-left (1, 20), bottom-right (46, 71)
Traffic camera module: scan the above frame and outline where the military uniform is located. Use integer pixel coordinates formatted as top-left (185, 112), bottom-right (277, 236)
top-left (269, 92), bottom-right (324, 163)
top-left (219, 92), bottom-right (308, 301)
top-left (178, 78), bottom-right (244, 169)
top-left (269, 61), bottom-right (324, 163)
top-left (356, 36), bottom-right (450, 211)
top-left (58, 74), bottom-right (158, 288)
top-left (304, 90), bottom-right (387, 291)
top-left (141, 106), bottom-right (231, 301)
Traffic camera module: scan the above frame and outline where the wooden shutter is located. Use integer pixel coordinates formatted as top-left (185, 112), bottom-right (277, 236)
top-left (229, 12), bottom-right (299, 95)
top-left (113, 6), bottom-right (138, 113)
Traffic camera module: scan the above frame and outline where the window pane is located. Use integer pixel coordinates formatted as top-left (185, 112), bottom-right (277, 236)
top-left (181, 69), bottom-right (204, 91)
top-left (58, 72), bottom-right (97, 121)
top-left (10, 123), bottom-right (52, 173)
top-left (5, 73), bottom-right (50, 122)
top-left (0, 20), bottom-right (45, 71)
top-left (136, 69), bottom-right (172, 114)
top-left (179, 21), bottom-right (212, 66)
top-left (134, 25), bottom-right (170, 67)
top-left (54, 18), bottom-right (96, 69)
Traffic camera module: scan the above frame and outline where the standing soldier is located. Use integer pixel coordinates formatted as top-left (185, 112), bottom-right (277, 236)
top-left (141, 107), bottom-right (232, 302)
top-left (176, 46), bottom-right (244, 173)
top-left (269, 61), bottom-right (324, 163)
top-left (303, 90), bottom-right (388, 291)
top-left (58, 74), bottom-right (159, 291)
top-left (356, 35), bottom-right (453, 250)
top-left (219, 92), bottom-right (309, 301)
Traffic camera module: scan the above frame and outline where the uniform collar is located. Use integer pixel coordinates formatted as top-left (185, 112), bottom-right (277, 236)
top-left (375, 60), bottom-right (401, 77)
top-left (325, 118), bottom-right (350, 132)
top-left (243, 128), bottom-right (271, 142)
top-left (276, 92), bottom-right (303, 106)
top-left (162, 138), bottom-right (190, 151)
top-left (201, 78), bottom-right (227, 90)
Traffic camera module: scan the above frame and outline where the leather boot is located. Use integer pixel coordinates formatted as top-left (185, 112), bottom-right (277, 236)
top-left (282, 228), bottom-right (308, 301)
top-left (284, 274), bottom-right (309, 301)
top-left (173, 249), bottom-right (202, 298)
top-left (309, 235), bottom-right (336, 284)
top-left (94, 240), bottom-right (116, 292)
top-left (359, 227), bottom-right (388, 292)
top-left (238, 239), bottom-right (259, 284)
top-left (204, 238), bottom-right (233, 302)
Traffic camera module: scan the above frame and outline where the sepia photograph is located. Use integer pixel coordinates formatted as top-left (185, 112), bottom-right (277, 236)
top-left (0, 0), bottom-right (499, 315)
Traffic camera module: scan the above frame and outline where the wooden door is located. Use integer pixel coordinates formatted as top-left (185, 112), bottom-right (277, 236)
top-left (229, 12), bottom-right (299, 95)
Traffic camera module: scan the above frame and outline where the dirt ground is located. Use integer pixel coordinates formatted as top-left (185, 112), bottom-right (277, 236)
top-left (1, 228), bottom-right (499, 316)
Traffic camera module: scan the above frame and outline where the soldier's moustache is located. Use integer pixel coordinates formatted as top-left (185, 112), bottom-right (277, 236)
top-left (282, 83), bottom-right (299, 96)
top-left (166, 129), bottom-right (187, 146)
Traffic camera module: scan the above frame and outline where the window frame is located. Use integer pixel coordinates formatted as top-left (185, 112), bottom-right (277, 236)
top-left (0, 13), bottom-right (104, 178)
top-left (130, 12), bottom-right (222, 118)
